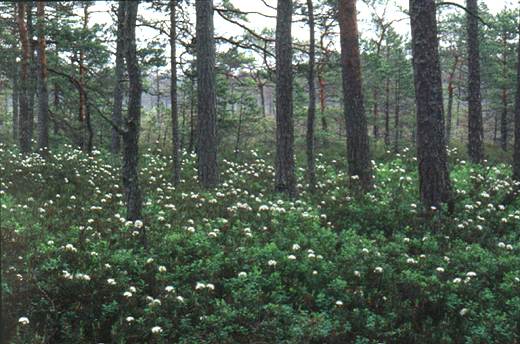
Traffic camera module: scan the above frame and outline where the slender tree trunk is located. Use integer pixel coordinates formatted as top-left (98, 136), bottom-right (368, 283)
top-left (121, 1), bottom-right (144, 242)
top-left (27, 3), bottom-right (35, 144)
top-left (235, 105), bottom-right (243, 159)
top-left (306, 0), bottom-right (316, 189)
top-left (373, 89), bottom-right (379, 139)
top-left (171, 0), bottom-right (181, 184)
top-left (189, 76), bottom-right (195, 153)
top-left (111, 2), bottom-right (125, 154)
top-left (17, 2), bottom-right (31, 154)
top-left (410, 0), bottom-right (452, 208)
top-left (446, 55), bottom-right (459, 144)
top-left (513, 26), bottom-right (520, 181)
top-left (467, 0), bottom-right (484, 163)
top-left (338, 0), bottom-right (373, 190)
top-left (384, 49), bottom-right (390, 148)
top-left (196, 0), bottom-right (218, 187)
top-left (394, 76), bottom-right (400, 153)
top-left (53, 82), bottom-right (59, 134)
top-left (12, 67), bottom-right (19, 142)
top-left (259, 82), bottom-right (266, 117)
top-left (501, 89), bottom-right (508, 151)
top-left (36, 1), bottom-right (49, 154)
top-left (501, 35), bottom-right (508, 151)
top-left (275, 0), bottom-right (296, 196)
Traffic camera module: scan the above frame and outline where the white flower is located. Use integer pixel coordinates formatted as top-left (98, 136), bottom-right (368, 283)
top-left (123, 291), bottom-right (133, 298)
top-left (498, 242), bottom-right (506, 248)
top-left (436, 267), bottom-right (445, 273)
top-left (452, 278), bottom-right (462, 283)
top-left (206, 283), bottom-right (215, 290)
top-left (158, 266), bottom-right (167, 273)
top-left (64, 244), bottom-right (77, 252)
top-left (335, 300), bottom-right (344, 306)
top-left (287, 255), bottom-right (297, 260)
top-left (459, 308), bottom-right (469, 316)
top-left (18, 317), bottom-right (30, 325)
top-left (374, 267), bottom-right (383, 274)
top-left (176, 295), bottom-right (185, 302)
top-left (146, 258), bottom-right (154, 264)
top-left (129, 286), bottom-right (137, 293)
top-left (151, 326), bottom-right (163, 334)
top-left (406, 258), bottom-right (417, 264)
top-left (238, 272), bottom-right (247, 278)
top-left (165, 285), bottom-right (175, 293)
top-left (134, 220), bottom-right (144, 228)
top-left (506, 244), bottom-right (513, 250)
top-left (354, 270), bottom-right (361, 277)
top-left (466, 272), bottom-right (477, 277)
top-left (107, 278), bottom-right (117, 285)
top-left (268, 260), bottom-right (277, 266)
top-left (126, 316), bottom-right (135, 322)
top-left (195, 282), bottom-right (206, 290)
top-left (292, 244), bottom-right (300, 251)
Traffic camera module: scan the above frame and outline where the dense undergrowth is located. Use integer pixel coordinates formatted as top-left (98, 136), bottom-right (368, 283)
top-left (1, 143), bottom-right (519, 343)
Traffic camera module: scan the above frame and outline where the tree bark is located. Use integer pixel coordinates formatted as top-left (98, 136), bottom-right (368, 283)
top-left (338, 0), bottom-right (373, 191)
top-left (196, 0), bottom-right (218, 188)
top-left (467, 0), bottom-right (484, 163)
top-left (306, 0), bottom-right (316, 190)
top-left (27, 3), bottom-right (35, 144)
top-left (195, 0), bottom-right (219, 188)
top-left (275, 0), bottom-right (296, 196)
top-left (171, 0), bottom-right (181, 185)
top-left (16, 2), bottom-right (31, 154)
top-left (394, 76), bottom-right (400, 153)
top-left (36, 1), bottom-right (49, 154)
top-left (410, 0), bottom-right (452, 208)
top-left (384, 45), bottom-right (390, 148)
top-left (513, 25), bottom-right (520, 181)
top-left (111, 2), bottom-right (125, 155)
top-left (446, 54), bottom-right (459, 144)
top-left (501, 33), bottom-right (508, 151)
top-left (121, 1), bottom-right (143, 241)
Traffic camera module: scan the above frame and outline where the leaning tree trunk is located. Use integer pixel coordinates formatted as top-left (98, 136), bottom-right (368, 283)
top-left (121, 1), bottom-right (144, 242)
top-left (467, 0), bottom-right (484, 163)
top-left (338, 0), bottom-right (373, 191)
top-left (196, 0), bottom-right (218, 188)
top-left (410, 0), bottom-right (452, 208)
top-left (513, 25), bottom-right (520, 181)
top-left (111, 2), bottom-right (125, 154)
top-left (36, 1), bottom-right (49, 154)
top-left (16, 2), bottom-right (31, 154)
top-left (306, 0), bottom-right (316, 190)
top-left (275, 0), bottom-right (296, 197)
top-left (171, 0), bottom-right (181, 185)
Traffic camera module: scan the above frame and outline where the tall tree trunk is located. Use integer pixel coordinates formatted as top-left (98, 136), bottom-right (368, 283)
top-left (384, 45), bottom-right (390, 148)
top-left (513, 26), bottom-right (520, 181)
top-left (275, 0), bottom-right (296, 196)
top-left (171, 0), bottom-right (181, 184)
top-left (235, 105), bottom-right (243, 159)
top-left (446, 55), bottom-right (459, 144)
top-left (53, 82), bottom-right (59, 134)
top-left (12, 67), bottom-right (19, 142)
top-left (36, 1), bottom-right (49, 154)
top-left (111, 2), bottom-right (125, 154)
top-left (501, 89), bottom-right (508, 151)
top-left (501, 33), bottom-right (508, 151)
top-left (196, 0), bottom-right (218, 187)
top-left (27, 3), bottom-right (35, 144)
top-left (394, 76), bottom-right (400, 153)
top-left (17, 2), bottom-right (31, 154)
top-left (373, 89), bottom-right (379, 139)
top-left (338, 0), bottom-right (372, 191)
top-left (189, 76), bottom-right (195, 153)
top-left (410, 0), bottom-right (452, 208)
top-left (306, 0), bottom-right (316, 189)
top-left (121, 1), bottom-right (144, 242)
top-left (467, 0), bottom-right (484, 163)
top-left (79, 3), bottom-right (93, 153)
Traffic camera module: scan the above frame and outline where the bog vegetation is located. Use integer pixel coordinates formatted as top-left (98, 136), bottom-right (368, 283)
top-left (1, 0), bottom-right (520, 343)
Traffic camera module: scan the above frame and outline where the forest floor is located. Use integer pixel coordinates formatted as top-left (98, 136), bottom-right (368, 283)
top-left (1, 143), bottom-right (519, 343)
